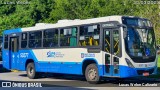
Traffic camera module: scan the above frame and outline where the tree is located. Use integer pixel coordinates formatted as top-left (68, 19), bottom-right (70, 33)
top-left (0, 0), bottom-right (159, 45)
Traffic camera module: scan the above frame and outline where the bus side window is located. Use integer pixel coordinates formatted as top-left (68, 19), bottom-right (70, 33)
top-left (4, 35), bottom-right (8, 49)
top-left (79, 24), bottom-right (100, 46)
top-left (43, 29), bottom-right (58, 47)
top-left (60, 27), bottom-right (77, 47)
top-left (21, 33), bottom-right (27, 48)
top-left (29, 31), bottom-right (42, 48)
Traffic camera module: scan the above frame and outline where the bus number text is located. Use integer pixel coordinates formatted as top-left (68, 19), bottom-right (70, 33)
top-left (20, 53), bottom-right (29, 58)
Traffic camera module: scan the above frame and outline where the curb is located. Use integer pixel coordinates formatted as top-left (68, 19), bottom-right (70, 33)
top-left (11, 70), bottom-right (19, 72)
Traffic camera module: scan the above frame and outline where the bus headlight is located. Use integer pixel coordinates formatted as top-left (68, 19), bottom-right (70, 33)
top-left (125, 58), bottom-right (134, 68)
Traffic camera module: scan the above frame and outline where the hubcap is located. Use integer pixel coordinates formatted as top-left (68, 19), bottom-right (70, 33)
top-left (88, 69), bottom-right (97, 80)
top-left (29, 67), bottom-right (33, 75)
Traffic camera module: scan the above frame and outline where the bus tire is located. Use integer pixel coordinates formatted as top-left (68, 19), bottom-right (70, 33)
top-left (85, 64), bottom-right (100, 84)
top-left (26, 62), bottom-right (38, 79)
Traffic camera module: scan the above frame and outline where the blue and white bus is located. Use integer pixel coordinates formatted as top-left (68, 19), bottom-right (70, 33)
top-left (0, 36), bottom-right (2, 61)
top-left (2, 16), bottom-right (158, 83)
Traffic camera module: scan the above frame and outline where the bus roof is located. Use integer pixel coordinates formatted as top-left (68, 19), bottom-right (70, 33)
top-left (22, 15), bottom-right (125, 31)
top-left (4, 15), bottom-right (145, 33)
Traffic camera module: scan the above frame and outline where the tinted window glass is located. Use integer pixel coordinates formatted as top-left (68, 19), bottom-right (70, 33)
top-left (21, 33), bottom-right (27, 48)
top-left (43, 29), bottom-right (58, 47)
top-left (4, 35), bottom-right (8, 49)
top-left (29, 31), bottom-right (42, 48)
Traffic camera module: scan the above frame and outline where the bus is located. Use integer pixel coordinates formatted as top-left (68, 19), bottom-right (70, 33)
top-left (2, 16), bottom-right (157, 83)
top-left (0, 36), bottom-right (2, 61)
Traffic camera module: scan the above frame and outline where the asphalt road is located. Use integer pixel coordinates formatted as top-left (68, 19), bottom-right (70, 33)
top-left (1, 58), bottom-right (160, 90)
top-left (0, 71), bottom-right (160, 90)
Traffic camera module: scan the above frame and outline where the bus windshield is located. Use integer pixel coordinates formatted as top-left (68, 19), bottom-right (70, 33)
top-left (125, 27), bottom-right (156, 62)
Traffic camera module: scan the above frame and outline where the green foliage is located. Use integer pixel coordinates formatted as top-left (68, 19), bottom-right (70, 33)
top-left (0, 0), bottom-right (159, 44)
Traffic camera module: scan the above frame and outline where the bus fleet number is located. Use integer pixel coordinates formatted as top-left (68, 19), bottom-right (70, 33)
top-left (20, 53), bottom-right (29, 58)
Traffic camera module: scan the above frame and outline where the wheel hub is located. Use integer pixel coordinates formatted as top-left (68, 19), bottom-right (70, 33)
top-left (88, 69), bottom-right (97, 80)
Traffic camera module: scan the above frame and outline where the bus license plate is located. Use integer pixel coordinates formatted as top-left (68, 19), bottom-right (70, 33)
top-left (143, 72), bottom-right (149, 76)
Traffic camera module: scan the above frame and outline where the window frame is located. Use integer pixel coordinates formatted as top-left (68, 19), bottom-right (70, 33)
top-left (4, 35), bottom-right (9, 49)
top-left (19, 22), bottom-right (113, 50)
top-left (112, 29), bottom-right (122, 57)
top-left (28, 30), bottom-right (43, 49)
top-left (78, 24), bottom-right (101, 47)
top-left (21, 32), bottom-right (28, 49)
top-left (11, 37), bottom-right (19, 52)
top-left (102, 23), bottom-right (123, 58)
top-left (43, 29), bottom-right (59, 48)
top-left (59, 27), bottom-right (78, 47)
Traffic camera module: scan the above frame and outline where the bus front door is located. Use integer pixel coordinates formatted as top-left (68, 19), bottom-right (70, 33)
top-left (103, 29), bottom-right (121, 77)
top-left (9, 37), bottom-right (19, 70)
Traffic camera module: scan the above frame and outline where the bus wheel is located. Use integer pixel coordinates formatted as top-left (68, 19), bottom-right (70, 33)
top-left (26, 62), bottom-right (38, 79)
top-left (85, 64), bottom-right (100, 84)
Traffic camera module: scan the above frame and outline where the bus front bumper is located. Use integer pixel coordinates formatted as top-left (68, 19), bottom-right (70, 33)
top-left (119, 65), bottom-right (157, 78)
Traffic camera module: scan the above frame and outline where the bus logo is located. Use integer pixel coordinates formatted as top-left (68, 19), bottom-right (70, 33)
top-left (81, 53), bottom-right (95, 58)
top-left (47, 51), bottom-right (64, 58)
top-left (47, 51), bottom-right (55, 57)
